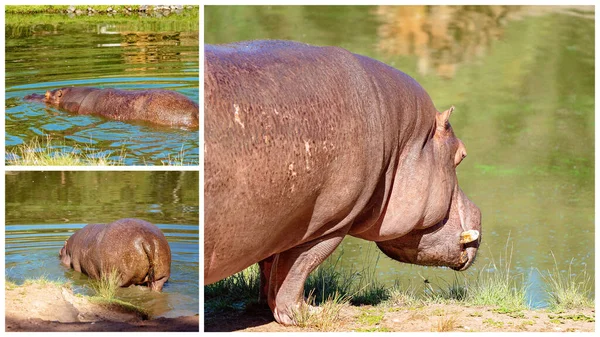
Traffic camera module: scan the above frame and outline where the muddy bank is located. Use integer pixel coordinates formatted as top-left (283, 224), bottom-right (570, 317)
top-left (205, 303), bottom-right (594, 332)
top-left (6, 282), bottom-right (198, 332)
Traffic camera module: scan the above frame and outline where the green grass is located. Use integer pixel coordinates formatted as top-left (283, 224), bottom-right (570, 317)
top-left (5, 5), bottom-right (198, 14)
top-left (6, 136), bottom-right (125, 166)
top-left (87, 270), bottom-right (150, 319)
top-left (22, 275), bottom-right (69, 287)
top-left (5, 5), bottom-right (199, 31)
top-left (89, 297), bottom-right (150, 319)
top-left (205, 239), bottom-right (594, 325)
top-left (542, 252), bottom-right (593, 311)
top-left (462, 240), bottom-right (529, 311)
top-left (88, 268), bottom-right (121, 300)
top-left (292, 290), bottom-right (349, 331)
top-left (5, 280), bottom-right (19, 290)
top-left (204, 264), bottom-right (261, 311)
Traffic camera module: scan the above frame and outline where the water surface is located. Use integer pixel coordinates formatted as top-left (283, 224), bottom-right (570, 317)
top-left (5, 12), bottom-right (199, 165)
top-left (205, 5), bottom-right (594, 306)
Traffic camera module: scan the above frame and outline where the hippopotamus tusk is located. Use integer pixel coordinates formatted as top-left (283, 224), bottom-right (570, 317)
top-left (459, 229), bottom-right (480, 244)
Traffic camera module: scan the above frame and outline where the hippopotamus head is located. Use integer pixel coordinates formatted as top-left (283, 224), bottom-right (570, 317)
top-left (25, 87), bottom-right (98, 112)
top-left (59, 240), bottom-right (71, 266)
top-left (365, 106), bottom-right (481, 271)
top-left (42, 87), bottom-right (98, 112)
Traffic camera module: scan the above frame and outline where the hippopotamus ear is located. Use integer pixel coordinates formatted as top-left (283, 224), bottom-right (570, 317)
top-left (436, 106), bottom-right (454, 131)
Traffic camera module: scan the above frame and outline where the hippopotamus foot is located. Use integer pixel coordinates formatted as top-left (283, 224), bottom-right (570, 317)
top-left (149, 276), bottom-right (169, 292)
top-left (266, 230), bottom-right (346, 325)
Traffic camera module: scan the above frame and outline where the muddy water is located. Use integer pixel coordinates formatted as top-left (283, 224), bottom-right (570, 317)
top-left (5, 12), bottom-right (199, 165)
top-left (5, 171), bottom-right (199, 317)
top-left (205, 5), bottom-right (594, 306)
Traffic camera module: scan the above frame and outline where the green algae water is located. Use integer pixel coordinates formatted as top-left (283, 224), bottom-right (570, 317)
top-left (5, 9), bottom-right (199, 165)
top-left (5, 171), bottom-right (199, 317)
top-left (205, 5), bottom-right (594, 307)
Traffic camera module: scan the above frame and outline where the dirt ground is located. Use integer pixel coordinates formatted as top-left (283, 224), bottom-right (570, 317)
top-left (5, 283), bottom-right (199, 332)
top-left (205, 302), bottom-right (594, 332)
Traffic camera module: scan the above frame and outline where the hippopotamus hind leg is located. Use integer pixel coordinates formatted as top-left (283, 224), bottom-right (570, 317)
top-left (267, 230), bottom-right (346, 325)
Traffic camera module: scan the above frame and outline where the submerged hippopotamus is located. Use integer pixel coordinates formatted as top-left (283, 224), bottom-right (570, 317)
top-left (59, 218), bottom-right (171, 291)
top-left (25, 87), bottom-right (199, 128)
top-left (204, 40), bottom-right (481, 325)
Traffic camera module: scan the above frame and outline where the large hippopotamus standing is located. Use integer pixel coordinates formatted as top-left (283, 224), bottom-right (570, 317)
top-left (59, 218), bottom-right (172, 291)
top-left (25, 87), bottom-right (199, 128)
top-left (204, 40), bottom-right (481, 325)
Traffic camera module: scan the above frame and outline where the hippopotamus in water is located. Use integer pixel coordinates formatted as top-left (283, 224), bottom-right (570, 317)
top-left (25, 87), bottom-right (199, 128)
top-left (204, 40), bottom-right (481, 325)
top-left (59, 218), bottom-right (171, 291)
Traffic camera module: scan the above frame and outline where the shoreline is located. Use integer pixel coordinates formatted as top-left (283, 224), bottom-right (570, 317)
top-left (6, 281), bottom-right (199, 332)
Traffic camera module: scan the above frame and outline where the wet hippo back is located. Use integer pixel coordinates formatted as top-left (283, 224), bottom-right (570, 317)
top-left (27, 87), bottom-right (199, 128)
top-left (59, 218), bottom-right (171, 291)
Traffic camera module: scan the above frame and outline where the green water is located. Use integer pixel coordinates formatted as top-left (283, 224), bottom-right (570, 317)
top-left (5, 171), bottom-right (199, 317)
top-left (205, 5), bottom-right (594, 306)
top-left (5, 10), bottom-right (199, 165)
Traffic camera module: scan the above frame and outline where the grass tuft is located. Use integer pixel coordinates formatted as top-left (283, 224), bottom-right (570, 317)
top-left (541, 252), bottom-right (593, 311)
top-left (89, 297), bottom-right (150, 319)
top-left (463, 239), bottom-right (529, 311)
top-left (293, 290), bottom-right (349, 331)
top-left (433, 314), bottom-right (458, 332)
top-left (6, 136), bottom-right (124, 166)
top-left (87, 269), bottom-right (150, 319)
top-left (89, 268), bottom-right (122, 300)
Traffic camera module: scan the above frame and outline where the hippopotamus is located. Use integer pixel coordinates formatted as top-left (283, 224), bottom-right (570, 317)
top-left (59, 218), bottom-right (171, 291)
top-left (204, 40), bottom-right (481, 325)
top-left (25, 87), bottom-right (199, 128)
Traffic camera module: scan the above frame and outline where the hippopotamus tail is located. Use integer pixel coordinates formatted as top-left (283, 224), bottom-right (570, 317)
top-left (141, 240), bottom-right (157, 283)
top-left (141, 237), bottom-right (170, 291)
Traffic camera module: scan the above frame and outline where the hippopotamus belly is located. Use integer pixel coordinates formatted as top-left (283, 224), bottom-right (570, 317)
top-left (59, 218), bottom-right (171, 291)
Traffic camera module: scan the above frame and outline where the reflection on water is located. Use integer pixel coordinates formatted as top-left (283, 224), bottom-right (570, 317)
top-left (5, 171), bottom-right (199, 316)
top-left (204, 5), bottom-right (594, 306)
top-left (5, 15), bottom-right (199, 165)
top-left (376, 5), bottom-right (594, 78)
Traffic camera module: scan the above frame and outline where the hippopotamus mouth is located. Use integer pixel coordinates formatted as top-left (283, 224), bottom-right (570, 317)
top-left (376, 187), bottom-right (481, 271)
top-left (451, 229), bottom-right (480, 271)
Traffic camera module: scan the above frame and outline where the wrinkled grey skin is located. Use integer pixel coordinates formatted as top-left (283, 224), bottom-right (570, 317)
top-left (25, 87), bottom-right (199, 128)
top-left (204, 40), bottom-right (481, 325)
top-left (59, 218), bottom-right (171, 291)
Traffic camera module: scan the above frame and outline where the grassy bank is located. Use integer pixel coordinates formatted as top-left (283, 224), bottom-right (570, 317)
top-left (5, 5), bottom-right (199, 28)
top-left (6, 137), bottom-right (124, 166)
top-left (6, 275), bottom-right (148, 319)
top-left (6, 137), bottom-right (193, 166)
top-left (205, 244), bottom-right (594, 330)
top-left (6, 5), bottom-right (198, 15)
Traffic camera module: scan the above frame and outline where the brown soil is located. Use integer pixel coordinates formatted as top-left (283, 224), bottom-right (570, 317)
top-left (205, 302), bottom-right (594, 332)
top-left (5, 282), bottom-right (199, 332)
